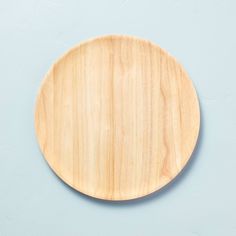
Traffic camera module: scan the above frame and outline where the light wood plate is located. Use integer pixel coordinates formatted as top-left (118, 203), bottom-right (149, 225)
top-left (35, 35), bottom-right (200, 200)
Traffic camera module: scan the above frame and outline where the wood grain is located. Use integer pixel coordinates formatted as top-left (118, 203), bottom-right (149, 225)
top-left (35, 35), bottom-right (200, 200)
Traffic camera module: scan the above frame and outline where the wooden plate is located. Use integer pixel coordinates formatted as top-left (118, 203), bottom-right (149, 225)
top-left (35, 35), bottom-right (200, 200)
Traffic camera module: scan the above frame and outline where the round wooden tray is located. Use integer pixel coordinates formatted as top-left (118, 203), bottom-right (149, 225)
top-left (35, 35), bottom-right (200, 200)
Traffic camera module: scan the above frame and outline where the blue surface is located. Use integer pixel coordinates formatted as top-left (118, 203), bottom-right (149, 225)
top-left (0, 0), bottom-right (236, 235)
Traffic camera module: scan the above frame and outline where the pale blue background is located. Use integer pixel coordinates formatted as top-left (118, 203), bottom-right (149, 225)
top-left (0, 0), bottom-right (236, 235)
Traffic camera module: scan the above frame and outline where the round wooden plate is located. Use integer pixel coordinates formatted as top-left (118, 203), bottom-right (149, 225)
top-left (35, 35), bottom-right (200, 200)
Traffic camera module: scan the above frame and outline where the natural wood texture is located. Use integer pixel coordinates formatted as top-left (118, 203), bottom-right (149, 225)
top-left (35, 35), bottom-right (200, 200)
